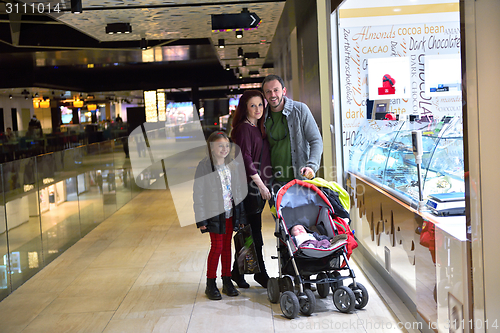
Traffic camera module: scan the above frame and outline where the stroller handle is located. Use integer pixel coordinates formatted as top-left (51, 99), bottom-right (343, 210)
top-left (268, 176), bottom-right (277, 206)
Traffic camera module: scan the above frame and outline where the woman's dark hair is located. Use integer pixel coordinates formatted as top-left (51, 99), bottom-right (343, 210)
top-left (231, 90), bottom-right (267, 139)
top-left (206, 131), bottom-right (231, 166)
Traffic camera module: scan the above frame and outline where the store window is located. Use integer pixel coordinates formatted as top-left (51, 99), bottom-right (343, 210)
top-left (333, 1), bottom-right (466, 330)
top-left (336, 0), bottom-right (461, 169)
top-left (337, 0), bottom-right (464, 211)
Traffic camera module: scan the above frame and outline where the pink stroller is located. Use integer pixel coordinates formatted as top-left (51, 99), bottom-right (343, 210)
top-left (267, 179), bottom-right (368, 318)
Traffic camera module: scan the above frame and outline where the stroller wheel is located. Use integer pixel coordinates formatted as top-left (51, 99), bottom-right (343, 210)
top-left (316, 273), bottom-right (329, 298)
top-left (348, 282), bottom-right (369, 309)
top-left (299, 289), bottom-right (316, 316)
top-left (280, 291), bottom-right (300, 319)
top-left (279, 276), bottom-right (294, 292)
top-left (332, 286), bottom-right (356, 313)
top-left (267, 278), bottom-right (280, 304)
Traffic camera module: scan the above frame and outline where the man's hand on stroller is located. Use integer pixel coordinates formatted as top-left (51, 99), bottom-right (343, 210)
top-left (300, 167), bottom-right (315, 180)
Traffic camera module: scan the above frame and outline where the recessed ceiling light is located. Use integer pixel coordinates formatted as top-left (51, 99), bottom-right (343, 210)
top-left (71, 0), bottom-right (82, 13)
top-left (106, 23), bottom-right (132, 35)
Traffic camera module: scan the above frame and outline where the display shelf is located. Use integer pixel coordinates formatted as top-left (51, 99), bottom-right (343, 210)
top-left (349, 117), bottom-right (465, 210)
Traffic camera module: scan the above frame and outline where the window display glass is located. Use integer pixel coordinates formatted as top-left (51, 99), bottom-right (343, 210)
top-left (349, 117), bottom-right (464, 205)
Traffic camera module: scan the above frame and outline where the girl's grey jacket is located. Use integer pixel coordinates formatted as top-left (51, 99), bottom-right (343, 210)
top-left (193, 156), bottom-right (247, 234)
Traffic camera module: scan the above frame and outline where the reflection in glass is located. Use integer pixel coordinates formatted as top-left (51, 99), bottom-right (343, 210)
top-left (101, 141), bottom-right (116, 219)
top-left (38, 152), bottom-right (81, 266)
top-left (79, 144), bottom-right (105, 236)
top-left (3, 158), bottom-right (43, 291)
top-left (114, 137), bottom-right (132, 209)
top-left (0, 164), bottom-right (11, 298)
top-left (0, 137), bottom-right (142, 302)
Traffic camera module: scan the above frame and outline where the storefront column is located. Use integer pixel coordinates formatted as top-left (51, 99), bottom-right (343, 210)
top-left (105, 102), bottom-right (111, 121)
top-left (316, 0), bottom-right (335, 182)
top-left (463, 0), bottom-right (500, 330)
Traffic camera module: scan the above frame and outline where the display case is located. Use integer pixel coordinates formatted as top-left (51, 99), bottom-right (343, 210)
top-left (349, 117), bottom-right (464, 207)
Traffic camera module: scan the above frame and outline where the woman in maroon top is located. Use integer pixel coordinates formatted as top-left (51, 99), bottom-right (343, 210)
top-left (230, 90), bottom-right (272, 288)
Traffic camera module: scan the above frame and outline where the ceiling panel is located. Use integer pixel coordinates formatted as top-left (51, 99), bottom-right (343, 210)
top-left (44, 1), bottom-right (285, 66)
top-left (4, 0), bottom-right (286, 98)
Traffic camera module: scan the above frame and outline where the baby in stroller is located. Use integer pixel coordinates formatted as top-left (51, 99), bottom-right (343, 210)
top-left (290, 224), bottom-right (347, 249)
top-left (267, 179), bottom-right (368, 318)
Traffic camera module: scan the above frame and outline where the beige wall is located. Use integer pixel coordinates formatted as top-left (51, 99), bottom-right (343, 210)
top-left (0, 96), bottom-right (34, 131)
top-left (35, 107), bottom-right (52, 130)
top-left (269, 0), bottom-right (336, 181)
top-left (464, 0), bottom-right (500, 329)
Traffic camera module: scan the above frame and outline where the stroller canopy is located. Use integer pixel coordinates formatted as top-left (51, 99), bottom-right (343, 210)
top-left (275, 179), bottom-right (335, 231)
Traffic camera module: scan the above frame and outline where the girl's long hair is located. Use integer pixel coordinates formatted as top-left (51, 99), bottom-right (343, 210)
top-left (231, 90), bottom-right (267, 139)
top-left (206, 131), bottom-right (232, 168)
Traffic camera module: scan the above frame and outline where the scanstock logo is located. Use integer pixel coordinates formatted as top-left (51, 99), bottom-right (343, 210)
top-left (128, 106), bottom-right (247, 227)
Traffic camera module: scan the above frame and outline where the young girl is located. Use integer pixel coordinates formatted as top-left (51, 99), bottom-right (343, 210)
top-left (193, 131), bottom-right (247, 300)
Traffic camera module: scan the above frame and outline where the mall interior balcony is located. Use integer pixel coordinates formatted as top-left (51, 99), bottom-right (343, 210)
top-left (0, 123), bottom-right (129, 164)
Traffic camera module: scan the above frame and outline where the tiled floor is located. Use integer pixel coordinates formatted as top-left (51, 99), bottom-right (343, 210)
top-left (0, 189), bottom-right (420, 333)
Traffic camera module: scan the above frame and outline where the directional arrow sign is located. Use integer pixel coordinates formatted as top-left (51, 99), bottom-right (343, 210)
top-left (211, 12), bottom-right (261, 31)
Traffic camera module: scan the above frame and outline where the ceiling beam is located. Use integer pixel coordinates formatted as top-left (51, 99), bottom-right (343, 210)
top-left (8, 13), bottom-right (21, 46)
top-left (55, 0), bottom-right (286, 12)
top-left (0, 19), bottom-right (63, 24)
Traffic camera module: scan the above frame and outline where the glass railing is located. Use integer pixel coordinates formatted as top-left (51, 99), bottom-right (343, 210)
top-left (0, 124), bottom-right (129, 164)
top-left (0, 137), bottom-right (142, 301)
